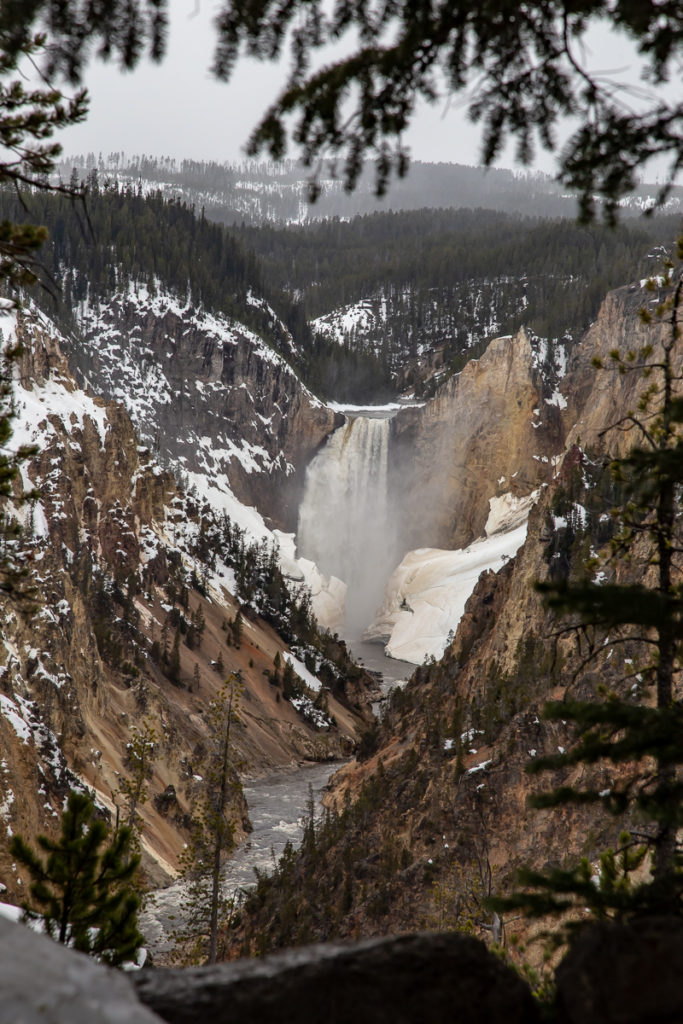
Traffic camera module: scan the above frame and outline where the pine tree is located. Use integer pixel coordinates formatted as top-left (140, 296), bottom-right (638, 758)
top-left (117, 720), bottom-right (157, 831)
top-left (192, 604), bottom-right (206, 646)
top-left (232, 608), bottom-right (243, 648)
top-left (174, 674), bottom-right (244, 964)
top-left (489, 236), bottom-right (683, 934)
top-left (9, 791), bottom-right (143, 966)
top-left (0, 31), bottom-right (88, 302)
top-left (167, 626), bottom-right (181, 684)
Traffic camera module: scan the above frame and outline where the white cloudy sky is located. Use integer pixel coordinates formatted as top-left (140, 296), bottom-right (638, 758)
top-left (56, 0), bottom-right (679, 183)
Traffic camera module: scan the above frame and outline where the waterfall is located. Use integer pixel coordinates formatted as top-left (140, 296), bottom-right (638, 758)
top-left (297, 416), bottom-right (396, 636)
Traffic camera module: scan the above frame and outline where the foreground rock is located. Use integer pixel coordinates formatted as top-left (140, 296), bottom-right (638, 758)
top-left (132, 932), bottom-right (540, 1024)
top-left (555, 916), bottom-right (683, 1024)
top-left (0, 916), bottom-right (162, 1024)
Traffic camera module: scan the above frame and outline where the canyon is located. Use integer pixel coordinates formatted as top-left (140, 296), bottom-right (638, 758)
top-left (0, 228), bottom-right (678, 966)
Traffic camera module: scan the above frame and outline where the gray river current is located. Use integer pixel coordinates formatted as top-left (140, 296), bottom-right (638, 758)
top-left (140, 760), bottom-right (345, 956)
top-left (140, 641), bottom-right (415, 958)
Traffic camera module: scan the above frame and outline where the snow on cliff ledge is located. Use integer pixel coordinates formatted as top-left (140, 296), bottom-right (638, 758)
top-left (365, 492), bottom-right (536, 665)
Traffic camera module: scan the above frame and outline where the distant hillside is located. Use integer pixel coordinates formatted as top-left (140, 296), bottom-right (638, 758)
top-left (6, 179), bottom-right (681, 402)
top-left (56, 155), bottom-right (575, 224)
top-left (57, 154), bottom-right (683, 227)
top-left (241, 209), bottom-right (682, 396)
top-left (0, 183), bottom-right (396, 403)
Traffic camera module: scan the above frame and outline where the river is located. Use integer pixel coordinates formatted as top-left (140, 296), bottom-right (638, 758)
top-left (140, 640), bottom-right (413, 959)
top-left (139, 760), bottom-right (345, 957)
top-left (348, 637), bottom-right (414, 690)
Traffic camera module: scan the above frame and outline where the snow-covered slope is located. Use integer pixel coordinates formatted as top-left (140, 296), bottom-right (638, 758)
top-left (58, 283), bottom-right (350, 619)
top-left (311, 282), bottom-right (531, 360)
top-left (63, 284), bottom-right (337, 533)
top-left (365, 495), bottom-right (535, 664)
top-left (312, 298), bottom-right (392, 348)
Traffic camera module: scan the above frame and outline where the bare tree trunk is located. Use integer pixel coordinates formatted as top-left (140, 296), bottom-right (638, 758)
top-left (208, 688), bottom-right (234, 965)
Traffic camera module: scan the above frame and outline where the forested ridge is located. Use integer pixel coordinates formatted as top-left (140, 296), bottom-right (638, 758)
top-left (2, 181), bottom-right (679, 401)
top-left (0, 181), bottom-right (398, 401)
top-left (243, 209), bottom-right (680, 394)
top-left (0, 182), bottom-right (303, 358)
top-left (243, 208), bottom-right (670, 322)
top-left (59, 155), bottom-right (582, 224)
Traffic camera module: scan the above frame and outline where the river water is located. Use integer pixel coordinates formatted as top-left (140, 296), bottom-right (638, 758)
top-left (140, 636), bottom-right (414, 959)
top-left (140, 760), bottom-right (345, 957)
top-left (348, 637), bottom-right (414, 690)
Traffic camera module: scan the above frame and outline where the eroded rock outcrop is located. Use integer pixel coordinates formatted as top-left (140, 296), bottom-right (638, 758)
top-left (391, 328), bottom-right (565, 551)
top-left (562, 283), bottom-right (671, 456)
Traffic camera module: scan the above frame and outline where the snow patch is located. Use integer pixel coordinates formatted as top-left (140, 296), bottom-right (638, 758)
top-left (283, 651), bottom-right (321, 693)
top-left (486, 491), bottom-right (538, 536)
top-left (546, 389), bottom-right (568, 410)
top-left (275, 532), bottom-right (346, 630)
top-left (365, 522), bottom-right (528, 664)
top-left (0, 695), bottom-right (31, 744)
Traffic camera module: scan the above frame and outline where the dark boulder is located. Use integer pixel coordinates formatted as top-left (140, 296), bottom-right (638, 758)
top-left (133, 931), bottom-right (539, 1024)
top-left (555, 915), bottom-right (683, 1024)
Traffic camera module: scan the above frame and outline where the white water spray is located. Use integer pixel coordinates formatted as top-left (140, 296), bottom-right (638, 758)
top-left (297, 416), bottom-right (397, 635)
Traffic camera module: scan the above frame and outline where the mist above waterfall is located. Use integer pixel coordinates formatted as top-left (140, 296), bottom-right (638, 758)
top-left (297, 416), bottom-right (398, 636)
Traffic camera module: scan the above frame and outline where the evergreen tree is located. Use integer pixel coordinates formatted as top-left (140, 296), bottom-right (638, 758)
top-left (0, 33), bottom-right (88, 301)
top-left (167, 626), bottom-right (181, 684)
top-left (9, 791), bottom-right (143, 966)
top-left (231, 608), bottom-right (243, 649)
top-left (489, 236), bottom-right (683, 934)
top-left (212, 1), bottom-right (683, 221)
top-left (174, 674), bottom-right (244, 964)
top-left (117, 720), bottom-right (157, 831)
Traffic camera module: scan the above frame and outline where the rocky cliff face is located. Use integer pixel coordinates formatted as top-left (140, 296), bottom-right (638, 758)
top-left (561, 283), bottom-right (671, 456)
top-left (0, 306), bottom-right (373, 902)
top-left (63, 289), bottom-right (339, 532)
top-left (390, 328), bottom-right (566, 552)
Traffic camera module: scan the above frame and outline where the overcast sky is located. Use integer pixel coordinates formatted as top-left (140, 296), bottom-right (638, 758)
top-left (56, 0), bottom-right (680, 184)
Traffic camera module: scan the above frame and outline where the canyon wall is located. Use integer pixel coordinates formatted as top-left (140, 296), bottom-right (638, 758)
top-left (64, 291), bottom-right (339, 532)
top-left (390, 328), bottom-right (565, 553)
top-left (0, 307), bottom-right (371, 902)
top-left (388, 282), bottom-right (669, 556)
